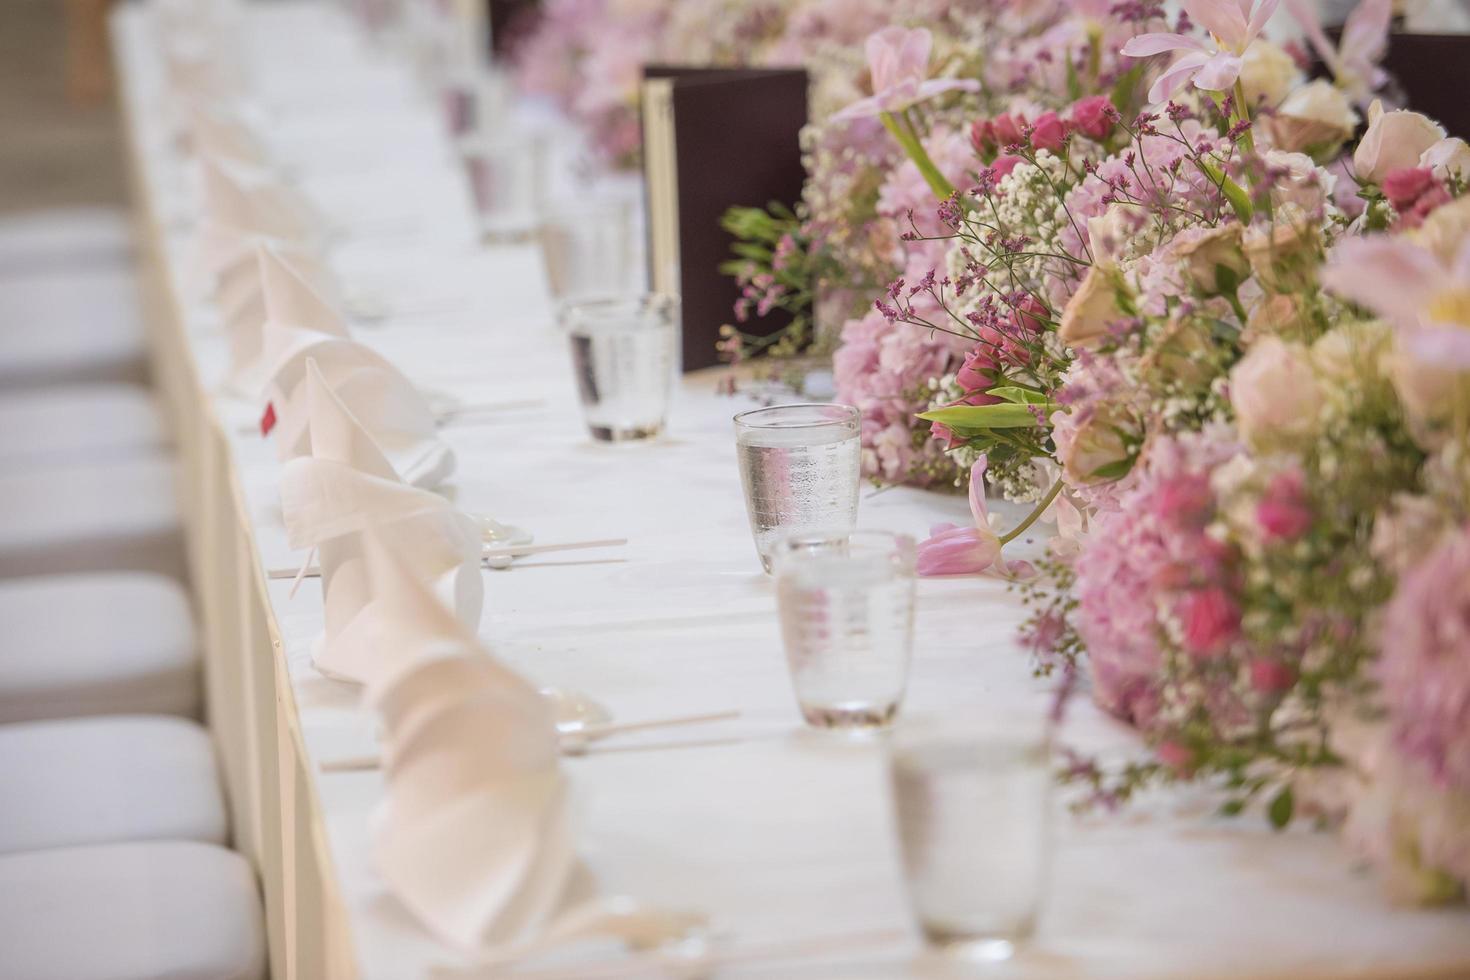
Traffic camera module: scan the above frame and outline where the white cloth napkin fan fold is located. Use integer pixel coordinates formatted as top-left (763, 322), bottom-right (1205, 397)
top-left (257, 246), bottom-right (452, 486)
top-left (360, 533), bottom-right (573, 952)
top-left (218, 243), bottom-right (343, 397)
top-left (200, 155), bottom-right (323, 250)
top-left (278, 361), bottom-right (480, 683)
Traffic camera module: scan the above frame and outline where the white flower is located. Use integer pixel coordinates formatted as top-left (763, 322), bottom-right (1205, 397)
top-left (1229, 336), bottom-right (1322, 447)
top-left (1420, 137), bottom-right (1470, 183)
top-left (1239, 39), bottom-right (1303, 109)
top-left (1354, 100), bottom-right (1447, 185)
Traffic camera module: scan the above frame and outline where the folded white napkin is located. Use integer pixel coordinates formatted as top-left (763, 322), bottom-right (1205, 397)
top-left (219, 243), bottom-right (343, 397)
top-left (262, 320), bottom-right (454, 488)
top-left (200, 155), bottom-right (323, 248)
top-left (361, 532), bottom-right (573, 952)
top-left (278, 361), bottom-right (481, 683)
top-left (188, 102), bottom-right (274, 171)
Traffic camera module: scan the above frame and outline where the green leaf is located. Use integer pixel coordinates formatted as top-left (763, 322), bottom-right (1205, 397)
top-left (1065, 56), bottom-right (1082, 102)
top-left (1267, 785), bottom-right (1294, 830)
top-left (918, 403), bottom-right (1044, 430)
top-left (1087, 458), bottom-right (1135, 481)
top-left (1218, 799), bottom-right (1246, 818)
top-left (985, 386), bottom-right (1054, 407)
top-left (1196, 158), bottom-right (1254, 223)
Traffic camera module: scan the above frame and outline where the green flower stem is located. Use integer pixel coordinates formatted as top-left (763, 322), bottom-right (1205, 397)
top-left (880, 110), bottom-right (956, 201)
top-left (999, 477), bottom-right (1063, 546)
top-left (1231, 78), bottom-right (1256, 157)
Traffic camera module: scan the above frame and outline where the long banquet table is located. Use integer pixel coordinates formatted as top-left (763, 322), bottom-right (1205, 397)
top-left (111, 3), bottom-right (1470, 978)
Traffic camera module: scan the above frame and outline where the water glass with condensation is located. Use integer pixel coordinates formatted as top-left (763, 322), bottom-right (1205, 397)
top-left (733, 403), bottom-right (861, 573)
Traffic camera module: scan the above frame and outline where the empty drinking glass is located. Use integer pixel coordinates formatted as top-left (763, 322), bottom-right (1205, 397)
top-left (539, 196), bottom-right (643, 303)
top-left (734, 403), bottom-right (861, 573)
top-left (773, 530), bottom-right (916, 729)
top-left (460, 131), bottom-right (547, 243)
top-left (559, 294), bottom-right (678, 443)
top-left (888, 721), bottom-right (1052, 961)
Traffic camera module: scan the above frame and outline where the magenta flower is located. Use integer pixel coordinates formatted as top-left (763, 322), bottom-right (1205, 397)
top-left (1121, 0), bottom-right (1281, 103)
top-left (834, 26), bottom-right (979, 121)
top-left (916, 457), bottom-right (1021, 577)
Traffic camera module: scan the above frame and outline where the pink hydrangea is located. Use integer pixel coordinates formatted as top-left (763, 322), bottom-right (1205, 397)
top-left (1376, 525), bottom-right (1470, 796)
top-left (833, 306), bottom-right (960, 484)
top-left (1070, 429), bottom-right (1242, 728)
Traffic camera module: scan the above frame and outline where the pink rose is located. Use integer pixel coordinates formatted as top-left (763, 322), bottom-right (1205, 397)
top-left (1178, 587), bottom-right (1240, 658)
top-left (1255, 471), bottom-right (1313, 542)
top-left (991, 155), bottom-right (1025, 179)
top-left (1248, 658), bottom-right (1297, 695)
top-left (1382, 167), bottom-right (1439, 212)
top-left (990, 113), bottom-right (1025, 149)
top-left (1069, 95), bottom-right (1116, 142)
top-left (969, 118), bottom-right (995, 156)
top-left (1011, 295), bottom-right (1049, 335)
top-left (954, 344), bottom-right (999, 398)
top-left (1030, 111), bottom-right (1066, 153)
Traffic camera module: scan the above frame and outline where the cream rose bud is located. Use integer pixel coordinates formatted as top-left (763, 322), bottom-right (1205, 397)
top-left (1240, 40), bottom-right (1302, 110)
top-left (1174, 223), bottom-right (1249, 295)
top-left (1058, 409), bottom-right (1132, 485)
top-left (1058, 266), bottom-right (1129, 350)
top-left (1354, 100), bottom-right (1447, 185)
top-left (1420, 137), bottom-right (1470, 183)
top-left (1229, 336), bottom-right (1323, 447)
top-left (1268, 80), bottom-right (1357, 155)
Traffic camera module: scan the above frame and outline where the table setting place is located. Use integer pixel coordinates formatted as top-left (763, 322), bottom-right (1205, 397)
top-left (84, 0), bottom-right (1470, 976)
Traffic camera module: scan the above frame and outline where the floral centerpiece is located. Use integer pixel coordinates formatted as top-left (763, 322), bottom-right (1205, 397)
top-left (823, 0), bottom-right (1470, 903)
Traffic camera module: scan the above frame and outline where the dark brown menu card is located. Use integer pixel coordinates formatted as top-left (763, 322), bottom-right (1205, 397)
top-left (641, 66), bottom-right (808, 372)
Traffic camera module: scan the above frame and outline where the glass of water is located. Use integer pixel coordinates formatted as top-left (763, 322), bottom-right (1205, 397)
top-left (734, 403), bottom-right (861, 573)
top-left (773, 529), bottom-right (916, 730)
top-left (540, 196), bottom-right (643, 304)
top-left (888, 720), bottom-right (1052, 961)
top-left (460, 130), bottom-right (548, 243)
top-left (559, 294), bottom-right (678, 443)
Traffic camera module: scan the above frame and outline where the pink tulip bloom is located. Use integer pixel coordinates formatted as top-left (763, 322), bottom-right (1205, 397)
top-left (834, 26), bottom-right (980, 121)
top-left (917, 457), bottom-right (1033, 577)
top-left (1121, 0), bottom-right (1282, 104)
top-left (1322, 237), bottom-right (1470, 368)
top-left (1285, 0), bottom-right (1390, 105)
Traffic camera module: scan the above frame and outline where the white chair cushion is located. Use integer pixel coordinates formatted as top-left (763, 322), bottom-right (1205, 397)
top-left (0, 207), bottom-right (134, 277)
top-left (0, 384), bottom-right (168, 469)
top-left (0, 456), bottom-right (184, 580)
top-left (0, 840), bottom-right (266, 980)
top-left (0, 573), bottom-right (198, 723)
top-left (0, 268), bottom-right (148, 389)
top-left (0, 716), bottom-right (226, 854)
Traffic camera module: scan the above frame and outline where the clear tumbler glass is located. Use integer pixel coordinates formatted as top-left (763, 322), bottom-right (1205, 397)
top-left (733, 403), bottom-right (861, 573)
top-left (772, 529), bottom-right (916, 729)
top-left (888, 721), bottom-right (1052, 961)
top-left (559, 294), bottom-right (678, 443)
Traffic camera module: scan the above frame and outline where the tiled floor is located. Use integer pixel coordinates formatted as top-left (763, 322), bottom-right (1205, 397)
top-left (0, 0), bottom-right (126, 215)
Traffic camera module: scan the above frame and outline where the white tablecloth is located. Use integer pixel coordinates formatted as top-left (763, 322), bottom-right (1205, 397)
top-left (112, 4), bottom-right (1470, 978)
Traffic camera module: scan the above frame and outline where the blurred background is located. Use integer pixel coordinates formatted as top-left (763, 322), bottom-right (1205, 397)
top-left (0, 0), bottom-right (126, 215)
